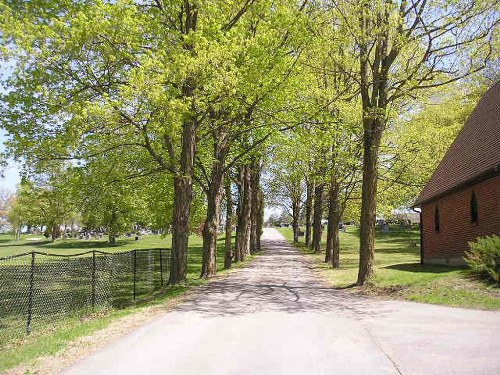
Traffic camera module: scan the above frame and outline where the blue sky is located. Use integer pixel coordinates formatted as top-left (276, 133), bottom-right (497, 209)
top-left (0, 62), bottom-right (20, 192)
top-left (0, 131), bottom-right (20, 193)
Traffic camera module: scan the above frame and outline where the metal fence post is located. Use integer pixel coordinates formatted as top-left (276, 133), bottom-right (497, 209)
top-left (26, 251), bottom-right (36, 335)
top-left (92, 250), bottom-right (96, 308)
top-left (159, 249), bottom-right (164, 287)
top-left (133, 250), bottom-right (137, 300)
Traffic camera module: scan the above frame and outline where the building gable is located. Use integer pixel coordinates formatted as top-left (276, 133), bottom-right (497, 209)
top-left (415, 81), bottom-right (500, 206)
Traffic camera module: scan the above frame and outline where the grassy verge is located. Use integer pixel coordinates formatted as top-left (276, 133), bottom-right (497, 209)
top-left (0, 235), bottom-right (256, 373)
top-left (278, 226), bottom-right (500, 310)
top-left (0, 286), bottom-right (187, 373)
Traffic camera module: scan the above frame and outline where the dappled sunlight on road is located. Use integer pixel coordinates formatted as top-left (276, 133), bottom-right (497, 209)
top-left (178, 229), bottom-right (391, 318)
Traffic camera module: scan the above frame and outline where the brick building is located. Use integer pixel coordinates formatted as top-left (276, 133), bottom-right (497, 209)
top-left (414, 82), bottom-right (500, 266)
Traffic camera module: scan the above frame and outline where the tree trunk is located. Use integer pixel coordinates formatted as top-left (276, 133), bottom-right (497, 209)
top-left (235, 165), bottom-right (252, 261)
top-left (305, 179), bottom-right (314, 247)
top-left (356, 4), bottom-right (391, 285)
top-left (224, 179), bottom-right (233, 269)
top-left (170, 1), bottom-right (198, 285)
top-left (312, 183), bottom-right (324, 254)
top-left (201, 169), bottom-right (224, 278)
top-left (256, 188), bottom-right (264, 252)
top-left (250, 160), bottom-right (261, 253)
top-left (108, 211), bottom-right (117, 244)
top-left (170, 114), bottom-right (196, 284)
top-left (331, 220), bottom-right (341, 269)
top-left (244, 167), bottom-right (252, 257)
top-left (234, 173), bottom-right (243, 263)
top-left (201, 125), bottom-right (229, 278)
top-left (326, 178), bottom-right (340, 267)
top-left (51, 223), bottom-right (61, 242)
top-left (292, 201), bottom-right (300, 243)
top-left (357, 117), bottom-right (383, 285)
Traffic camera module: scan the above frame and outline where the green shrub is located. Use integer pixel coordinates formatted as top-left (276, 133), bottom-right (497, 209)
top-left (465, 235), bottom-right (500, 283)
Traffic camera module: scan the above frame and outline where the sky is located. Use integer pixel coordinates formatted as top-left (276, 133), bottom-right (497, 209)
top-left (0, 62), bottom-right (21, 193)
top-left (0, 130), bottom-right (20, 193)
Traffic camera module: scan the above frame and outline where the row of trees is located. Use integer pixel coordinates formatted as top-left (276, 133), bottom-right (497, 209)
top-left (1, 0), bottom-right (498, 285)
top-left (262, 0), bottom-right (499, 284)
top-left (266, 79), bottom-right (494, 268)
top-left (5, 163), bottom-right (162, 243)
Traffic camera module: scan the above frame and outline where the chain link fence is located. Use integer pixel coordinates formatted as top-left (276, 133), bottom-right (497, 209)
top-left (0, 248), bottom-right (171, 345)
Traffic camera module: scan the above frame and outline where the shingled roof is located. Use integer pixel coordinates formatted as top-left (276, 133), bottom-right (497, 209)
top-left (414, 81), bottom-right (500, 206)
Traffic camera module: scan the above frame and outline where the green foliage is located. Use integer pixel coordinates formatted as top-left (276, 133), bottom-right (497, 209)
top-left (466, 236), bottom-right (500, 284)
top-left (378, 84), bottom-right (488, 211)
top-left (0, 0), bottom-right (309, 240)
top-left (1, 0), bottom-right (499, 284)
top-left (7, 172), bottom-right (77, 241)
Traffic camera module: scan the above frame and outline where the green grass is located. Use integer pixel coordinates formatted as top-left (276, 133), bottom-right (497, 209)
top-left (0, 286), bottom-right (187, 372)
top-left (0, 233), bottom-right (256, 372)
top-left (278, 226), bottom-right (500, 310)
top-left (0, 233), bottom-right (176, 258)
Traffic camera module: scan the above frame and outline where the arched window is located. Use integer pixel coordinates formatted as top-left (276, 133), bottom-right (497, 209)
top-left (434, 206), bottom-right (440, 232)
top-left (470, 192), bottom-right (479, 224)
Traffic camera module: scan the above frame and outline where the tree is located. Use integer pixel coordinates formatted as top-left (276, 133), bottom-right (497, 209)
top-left (266, 137), bottom-right (306, 243)
top-left (7, 171), bottom-right (75, 241)
top-left (378, 84), bottom-right (485, 211)
top-left (73, 153), bottom-right (152, 244)
top-left (331, 0), bottom-right (499, 285)
top-left (1, 0), bottom-right (294, 282)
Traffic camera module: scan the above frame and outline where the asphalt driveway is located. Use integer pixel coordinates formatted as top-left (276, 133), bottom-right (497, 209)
top-left (63, 228), bottom-right (500, 375)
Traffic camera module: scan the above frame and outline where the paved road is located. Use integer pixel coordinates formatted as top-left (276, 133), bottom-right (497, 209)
top-left (63, 229), bottom-right (500, 375)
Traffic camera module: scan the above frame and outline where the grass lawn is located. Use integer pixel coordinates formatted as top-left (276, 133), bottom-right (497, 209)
top-left (0, 233), bottom-right (177, 257)
top-left (278, 226), bottom-right (500, 310)
top-left (0, 233), bottom-right (255, 372)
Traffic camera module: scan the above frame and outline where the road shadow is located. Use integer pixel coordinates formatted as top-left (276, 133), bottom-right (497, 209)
top-left (176, 238), bottom-right (395, 320)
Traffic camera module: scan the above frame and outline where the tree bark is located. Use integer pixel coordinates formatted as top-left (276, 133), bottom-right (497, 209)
top-left (170, 113), bottom-right (196, 284)
top-left (201, 125), bottom-right (229, 278)
top-left (250, 160), bottom-right (261, 253)
top-left (108, 212), bottom-right (117, 244)
top-left (356, 8), bottom-right (389, 285)
top-left (292, 200), bottom-right (300, 243)
top-left (234, 173), bottom-right (243, 263)
top-left (357, 116), bottom-right (383, 285)
top-left (243, 166), bottom-right (252, 257)
top-left (305, 179), bottom-right (314, 247)
top-left (256, 188), bottom-right (264, 252)
top-left (50, 223), bottom-right (61, 242)
top-left (224, 179), bottom-right (233, 269)
top-left (235, 166), bottom-right (252, 261)
top-left (201, 169), bottom-right (224, 278)
top-left (169, 2), bottom-right (198, 285)
top-left (312, 183), bottom-right (324, 254)
top-left (325, 178), bottom-right (341, 267)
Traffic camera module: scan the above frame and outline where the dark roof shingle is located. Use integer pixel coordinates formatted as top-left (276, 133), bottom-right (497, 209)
top-left (414, 81), bottom-right (500, 206)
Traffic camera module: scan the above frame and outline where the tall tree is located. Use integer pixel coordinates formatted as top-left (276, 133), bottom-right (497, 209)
top-left (331, 0), bottom-right (499, 285)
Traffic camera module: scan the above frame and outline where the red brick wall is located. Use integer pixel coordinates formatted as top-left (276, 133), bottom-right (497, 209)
top-left (421, 174), bottom-right (500, 265)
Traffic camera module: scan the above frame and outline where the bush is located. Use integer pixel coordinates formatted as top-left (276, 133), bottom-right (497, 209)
top-left (465, 235), bottom-right (500, 284)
